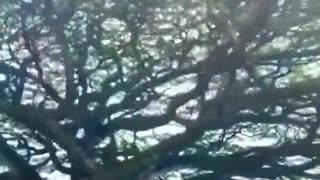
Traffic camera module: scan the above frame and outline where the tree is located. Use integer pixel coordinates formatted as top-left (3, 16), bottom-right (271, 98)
top-left (0, 0), bottom-right (320, 179)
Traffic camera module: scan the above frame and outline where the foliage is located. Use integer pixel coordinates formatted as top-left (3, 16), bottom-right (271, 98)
top-left (0, 0), bottom-right (320, 180)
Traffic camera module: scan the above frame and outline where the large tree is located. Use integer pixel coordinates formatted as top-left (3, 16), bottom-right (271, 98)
top-left (0, 0), bottom-right (320, 179)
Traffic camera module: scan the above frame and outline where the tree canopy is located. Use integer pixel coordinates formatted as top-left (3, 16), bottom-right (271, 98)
top-left (1, 0), bottom-right (320, 180)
